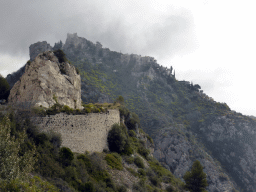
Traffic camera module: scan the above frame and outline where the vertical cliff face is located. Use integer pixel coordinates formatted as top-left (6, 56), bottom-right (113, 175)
top-left (8, 51), bottom-right (83, 110)
top-left (154, 127), bottom-right (238, 192)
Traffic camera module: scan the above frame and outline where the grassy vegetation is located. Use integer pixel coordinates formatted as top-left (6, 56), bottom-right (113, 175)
top-left (0, 105), bottom-right (186, 191)
top-left (31, 101), bottom-right (120, 116)
top-left (105, 153), bottom-right (123, 170)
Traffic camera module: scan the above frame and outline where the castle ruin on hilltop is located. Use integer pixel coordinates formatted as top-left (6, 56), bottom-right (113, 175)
top-left (6, 49), bottom-right (120, 153)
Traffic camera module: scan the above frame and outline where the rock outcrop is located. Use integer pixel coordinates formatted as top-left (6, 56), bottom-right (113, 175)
top-left (8, 51), bottom-right (83, 110)
top-left (29, 41), bottom-right (52, 61)
top-left (154, 127), bottom-right (237, 192)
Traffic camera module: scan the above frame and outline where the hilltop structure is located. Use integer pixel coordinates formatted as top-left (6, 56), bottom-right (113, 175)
top-left (31, 110), bottom-right (120, 153)
top-left (6, 49), bottom-right (121, 153)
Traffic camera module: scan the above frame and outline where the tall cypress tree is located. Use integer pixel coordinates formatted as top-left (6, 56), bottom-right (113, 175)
top-left (183, 160), bottom-right (208, 192)
top-left (0, 75), bottom-right (10, 101)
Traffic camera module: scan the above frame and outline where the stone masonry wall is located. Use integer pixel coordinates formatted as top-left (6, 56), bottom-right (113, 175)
top-left (31, 109), bottom-right (120, 153)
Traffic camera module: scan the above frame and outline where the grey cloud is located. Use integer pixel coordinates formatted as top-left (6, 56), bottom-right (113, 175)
top-left (0, 1), bottom-right (195, 60)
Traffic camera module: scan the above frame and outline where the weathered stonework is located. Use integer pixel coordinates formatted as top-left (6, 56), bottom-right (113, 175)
top-left (31, 109), bottom-right (120, 153)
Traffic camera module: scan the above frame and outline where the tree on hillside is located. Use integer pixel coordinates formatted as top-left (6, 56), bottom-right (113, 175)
top-left (107, 123), bottom-right (127, 153)
top-left (114, 95), bottom-right (124, 105)
top-left (0, 115), bottom-right (36, 181)
top-left (183, 160), bottom-right (208, 192)
top-left (0, 75), bottom-right (10, 101)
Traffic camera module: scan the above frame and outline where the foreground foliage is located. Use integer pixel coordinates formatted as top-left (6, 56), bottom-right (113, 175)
top-left (183, 160), bottom-right (208, 192)
top-left (0, 101), bottom-right (191, 191)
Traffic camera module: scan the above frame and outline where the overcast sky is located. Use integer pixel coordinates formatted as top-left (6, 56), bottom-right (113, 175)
top-left (1, 0), bottom-right (256, 116)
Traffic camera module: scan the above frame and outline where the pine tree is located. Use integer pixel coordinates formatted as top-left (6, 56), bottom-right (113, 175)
top-left (183, 160), bottom-right (208, 192)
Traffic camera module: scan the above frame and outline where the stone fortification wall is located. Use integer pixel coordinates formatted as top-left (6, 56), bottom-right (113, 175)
top-left (31, 109), bottom-right (120, 153)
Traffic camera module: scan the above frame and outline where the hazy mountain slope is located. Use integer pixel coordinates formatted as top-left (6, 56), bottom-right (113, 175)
top-left (5, 33), bottom-right (256, 191)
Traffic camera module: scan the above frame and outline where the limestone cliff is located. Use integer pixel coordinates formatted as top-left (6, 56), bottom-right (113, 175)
top-left (8, 51), bottom-right (83, 110)
top-left (154, 127), bottom-right (237, 192)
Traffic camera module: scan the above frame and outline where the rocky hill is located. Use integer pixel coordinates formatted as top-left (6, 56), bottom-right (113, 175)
top-left (8, 50), bottom-right (83, 110)
top-left (5, 33), bottom-right (256, 191)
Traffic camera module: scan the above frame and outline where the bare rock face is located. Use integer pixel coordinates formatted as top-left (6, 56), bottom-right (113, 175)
top-left (8, 51), bottom-right (83, 110)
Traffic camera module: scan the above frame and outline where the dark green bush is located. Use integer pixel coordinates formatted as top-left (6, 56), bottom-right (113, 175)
top-left (149, 159), bottom-right (170, 177)
top-left (117, 185), bottom-right (127, 192)
top-left (137, 144), bottom-right (150, 159)
top-left (166, 185), bottom-right (175, 192)
top-left (149, 175), bottom-right (160, 187)
top-left (34, 133), bottom-right (49, 146)
top-left (122, 140), bottom-right (133, 155)
top-left (35, 145), bottom-right (65, 178)
top-left (0, 76), bottom-right (10, 101)
top-left (107, 124), bottom-right (127, 153)
top-left (128, 130), bottom-right (136, 137)
top-left (59, 147), bottom-right (74, 167)
top-left (134, 156), bottom-right (144, 168)
top-left (81, 182), bottom-right (95, 192)
top-left (53, 49), bottom-right (68, 63)
top-left (77, 154), bottom-right (92, 173)
top-left (50, 132), bottom-right (62, 149)
top-left (138, 168), bottom-right (146, 177)
top-left (119, 107), bottom-right (129, 118)
top-left (64, 166), bottom-right (78, 183)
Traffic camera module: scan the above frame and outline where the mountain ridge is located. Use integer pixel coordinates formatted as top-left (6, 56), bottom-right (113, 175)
top-left (5, 33), bottom-right (256, 191)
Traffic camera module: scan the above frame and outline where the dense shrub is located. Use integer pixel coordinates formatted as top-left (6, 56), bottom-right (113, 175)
top-left (35, 144), bottom-right (65, 178)
top-left (138, 168), bottom-right (146, 177)
top-left (34, 133), bottom-right (49, 146)
top-left (50, 131), bottom-right (62, 149)
top-left (53, 49), bottom-right (68, 63)
top-left (117, 185), bottom-right (127, 192)
top-left (107, 124), bottom-right (127, 153)
top-left (128, 130), bottom-right (136, 137)
top-left (123, 156), bottom-right (134, 164)
top-left (105, 153), bottom-right (123, 170)
top-left (81, 182), bottom-right (95, 192)
top-left (122, 139), bottom-right (133, 155)
top-left (0, 76), bottom-right (10, 101)
top-left (149, 159), bottom-right (171, 177)
top-left (134, 156), bottom-right (144, 168)
top-left (114, 95), bottom-right (124, 105)
top-left (77, 154), bottom-right (92, 170)
top-left (166, 185), bottom-right (176, 192)
top-left (59, 147), bottom-right (74, 167)
top-left (137, 143), bottom-right (150, 159)
top-left (149, 175), bottom-right (160, 187)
